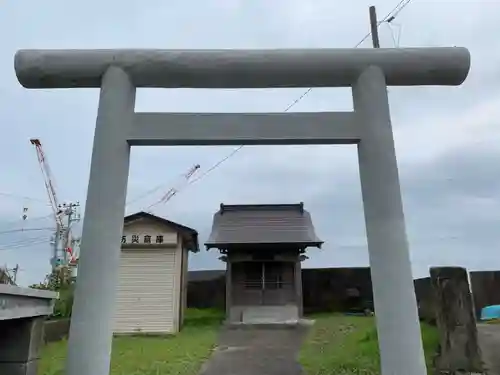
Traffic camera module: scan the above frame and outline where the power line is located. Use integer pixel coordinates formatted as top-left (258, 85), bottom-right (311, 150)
top-left (126, 184), bottom-right (167, 207)
top-left (186, 88), bottom-right (314, 188)
top-left (127, 166), bottom-right (199, 209)
top-left (128, 164), bottom-right (201, 213)
top-left (169, 0), bottom-right (414, 194)
top-left (0, 227), bottom-right (53, 235)
top-left (143, 88), bottom-right (317, 207)
top-left (0, 191), bottom-right (50, 204)
top-left (0, 213), bottom-right (53, 229)
top-left (0, 235), bottom-right (50, 246)
top-left (385, 0), bottom-right (412, 23)
top-left (0, 237), bottom-right (50, 251)
top-left (45, 1), bottom-right (414, 215)
top-left (145, 166), bottom-right (201, 212)
top-left (355, 0), bottom-right (412, 47)
top-left (1, 240), bottom-right (50, 250)
top-left (187, 146), bottom-right (244, 186)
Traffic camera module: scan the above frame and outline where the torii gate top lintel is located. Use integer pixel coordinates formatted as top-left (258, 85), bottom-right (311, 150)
top-left (14, 47), bottom-right (470, 89)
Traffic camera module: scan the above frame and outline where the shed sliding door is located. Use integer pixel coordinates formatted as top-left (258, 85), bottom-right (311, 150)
top-left (114, 249), bottom-right (176, 333)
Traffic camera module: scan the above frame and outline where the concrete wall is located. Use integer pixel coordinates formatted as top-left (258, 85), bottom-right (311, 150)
top-left (43, 319), bottom-right (71, 344)
top-left (302, 267), bottom-right (373, 314)
top-left (187, 267), bottom-right (376, 314)
top-left (187, 268), bottom-right (500, 321)
top-left (413, 277), bottom-right (435, 324)
top-left (187, 271), bottom-right (226, 310)
top-left (470, 270), bottom-right (500, 319)
top-left (186, 267), bottom-right (375, 314)
top-left (415, 271), bottom-right (500, 324)
top-left (0, 285), bottom-right (57, 375)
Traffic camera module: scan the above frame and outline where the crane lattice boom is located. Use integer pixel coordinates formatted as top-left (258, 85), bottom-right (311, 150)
top-left (145, 164), bottom-right (201, 211)
top-left (30, 138), bottom-right (63, 227)
top-left (158, 164), bottom-right (201, 204)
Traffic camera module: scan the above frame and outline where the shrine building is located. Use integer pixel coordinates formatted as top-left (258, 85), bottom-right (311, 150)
top-left (205, 203), bottom-right (323, 324)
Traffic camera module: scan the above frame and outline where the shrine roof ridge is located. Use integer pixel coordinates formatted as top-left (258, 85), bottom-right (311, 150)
top-left (205, 202), bottom-right (323, 249)
top-left (219, 203), bottom-right (305, 214)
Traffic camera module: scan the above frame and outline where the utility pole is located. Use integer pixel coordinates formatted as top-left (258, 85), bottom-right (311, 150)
top-left (51, 222), bottom-right (61, 272)
top-left (63, 202), bottom-right (81, 265)
top-left (64, 208), bottom-right (72, 264)
top-left (369, 6), bottom-right (381, 48)
top-left (12, 264), bottom-right (19, 284)
top-left (49, 202), bottom-right (81, 271)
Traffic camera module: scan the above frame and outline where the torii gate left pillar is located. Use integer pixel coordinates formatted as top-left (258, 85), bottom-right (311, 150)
top-left (15, 47), bottom-right (470, 375)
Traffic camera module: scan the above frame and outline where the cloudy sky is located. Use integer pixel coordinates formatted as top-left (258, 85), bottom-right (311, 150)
top-left (1, 0), bottom-right (499, 286)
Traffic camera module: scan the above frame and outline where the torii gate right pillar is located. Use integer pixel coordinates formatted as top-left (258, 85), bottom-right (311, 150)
top-left (353, 65), bottom-right (426, 375)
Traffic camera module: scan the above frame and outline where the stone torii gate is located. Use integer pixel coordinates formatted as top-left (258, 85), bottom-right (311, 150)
top-left (15, 47), bottom-right (470, 375)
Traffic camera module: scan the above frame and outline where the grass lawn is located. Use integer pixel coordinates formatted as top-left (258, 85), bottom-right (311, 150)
top-left (299, 314), bottom-right (440, 375)
top-left (40, 309), bottom-right (440, 375)
top-left (39, 309), bottom-right (224, 375)
top-left (485, 318), bottom-right (500, 324)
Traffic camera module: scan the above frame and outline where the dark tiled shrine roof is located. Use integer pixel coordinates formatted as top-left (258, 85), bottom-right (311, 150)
top-left (205, 203), bottom-right (323, 249)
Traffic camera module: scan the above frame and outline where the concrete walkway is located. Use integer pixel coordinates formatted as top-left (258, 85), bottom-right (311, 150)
top-left (198, 326), bottom-right (309, 375)
top-left (478, 324), bottom-right (500, 375)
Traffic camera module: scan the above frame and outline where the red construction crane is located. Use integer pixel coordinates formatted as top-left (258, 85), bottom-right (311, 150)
top-left (30, 139), bottom-right (63, 228)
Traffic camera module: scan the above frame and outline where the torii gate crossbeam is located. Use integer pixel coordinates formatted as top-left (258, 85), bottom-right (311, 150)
top-left (15, 47), bottom-right (470, 375)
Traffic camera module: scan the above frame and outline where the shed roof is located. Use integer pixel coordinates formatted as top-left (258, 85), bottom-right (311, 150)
top-left (124, 211), bottom-right (199, 252)
top-left (205, 203), bottom-right (323, 250)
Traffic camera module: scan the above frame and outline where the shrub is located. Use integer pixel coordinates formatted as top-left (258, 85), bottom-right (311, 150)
top-left (30, 267), bottom-right (74, 319)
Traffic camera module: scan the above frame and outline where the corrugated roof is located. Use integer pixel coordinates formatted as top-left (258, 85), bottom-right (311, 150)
top-left (205, 203), bottom-right (323, 249)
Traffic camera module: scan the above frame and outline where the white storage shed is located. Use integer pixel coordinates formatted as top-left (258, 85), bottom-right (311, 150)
top-left (113, 211), bottom-right (198, 334)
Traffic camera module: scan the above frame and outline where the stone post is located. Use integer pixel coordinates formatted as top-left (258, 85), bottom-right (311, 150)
top-left (430, 267), bottom-right (484, 374)
top-left (0, 317), bottom-right (45, 375)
